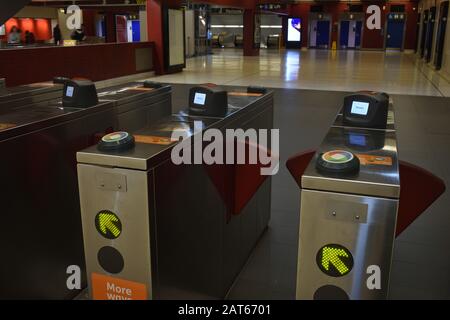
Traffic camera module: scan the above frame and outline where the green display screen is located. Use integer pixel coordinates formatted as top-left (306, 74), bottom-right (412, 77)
top-left (316, 244), bottom-right (354, 277)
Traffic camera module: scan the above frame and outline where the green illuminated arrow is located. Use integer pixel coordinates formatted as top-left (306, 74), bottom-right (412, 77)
top-left (98, 213), bottom-right (121, 238)
top-left (321, 246), bottom-right (350, 275)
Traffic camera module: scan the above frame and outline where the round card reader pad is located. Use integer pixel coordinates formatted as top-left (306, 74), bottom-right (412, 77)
top-left (316, 150), bottom-right (360, 175)
top-left (98, 131), bottom-right (135, 152)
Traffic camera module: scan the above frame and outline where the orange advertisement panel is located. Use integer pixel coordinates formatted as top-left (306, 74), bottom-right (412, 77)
top-left (356, 154), bottom-right (393, 166)
top-left (91, 273), bottom-right (148, 300)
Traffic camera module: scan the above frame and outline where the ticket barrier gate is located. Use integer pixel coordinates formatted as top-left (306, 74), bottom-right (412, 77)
top-left (0, 79), bottom-right (64, 111)
top-left (287, 92), bottom-right (445, 299)
top-left (0, 80), bottom-right (172, 299)
top-left (77, 86), bottom-right (274, 299)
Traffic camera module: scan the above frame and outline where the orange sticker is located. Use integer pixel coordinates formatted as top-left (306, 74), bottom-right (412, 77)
top-left (0, 123), bottom-right (16, 130)
top-left (228, 92), bottom-right (263, 97)
top-left (356, 154), bottom-right (393, 166)
top-left (134, 134), bottom-right (177, 145)
top-left (91, 273), bottom-right (148, 300)
top-left (127, 87), bottom-right (154, 92)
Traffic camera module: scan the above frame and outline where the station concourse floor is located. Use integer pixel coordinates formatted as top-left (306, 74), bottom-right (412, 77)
top-left (165, 84), bottom-right (450, 300)
top-left (153, 48), bottom-right (450, 98)
top-left (78, 49), bottom-right (450, 300)
top-left (152, 49), bottom-right (450, 300)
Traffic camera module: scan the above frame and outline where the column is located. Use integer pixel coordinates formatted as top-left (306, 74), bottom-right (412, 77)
top-left (243, 8), bottom-right (260, 56)
top-left (146, 0), bottom-right (164, 74)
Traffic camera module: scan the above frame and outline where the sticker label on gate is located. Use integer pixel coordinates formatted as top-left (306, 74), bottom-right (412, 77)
top-left (356, 154), bottom-right (393, 166)
top-left (134, 135), bottom-right (177, 145)
top-left (0, 123), bottom-right (17, 130)
top-left (92, 273), bottom-right (148, 300)
top-left (228, 92), bottom-right (263, 97)
top-left (127, 87), bottom-right (154, 92)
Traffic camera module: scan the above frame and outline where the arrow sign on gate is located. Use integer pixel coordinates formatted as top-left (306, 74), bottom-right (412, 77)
top-left (316, 244), bottom-right (354, 277)
top-left (95, 210), bottom-right (122, 240)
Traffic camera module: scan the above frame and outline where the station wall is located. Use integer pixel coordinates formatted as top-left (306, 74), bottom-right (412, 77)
top-left (418, 0), bottom-right (450, 79)
top-left (287, 1), bottom-right (419, 50)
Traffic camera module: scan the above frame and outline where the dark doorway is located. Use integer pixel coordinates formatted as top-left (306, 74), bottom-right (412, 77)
top-left (339, 20), bottom-right (363, 49)
top-left (415, 13), bottom-right (421, 53)
top-left (434, 2), bottom-right (449, 69)
top-left (420, 10), bottom-right (429, 57)
top-left (309, 18), bottom-right (331, 48)
top-left (424, 7), bottom-right (436, 62)
top-left (386, 13), bottom-right (406, 49)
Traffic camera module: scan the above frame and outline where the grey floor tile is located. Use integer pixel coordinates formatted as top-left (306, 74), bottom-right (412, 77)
top-left (393, 240), bottom-right (450, 267)
top-left (237, 237), bottom-right (298, 293)
top-left (228, 278), bottom-right (295, 300)
top-left (390, 260), bottom-right (450, 294)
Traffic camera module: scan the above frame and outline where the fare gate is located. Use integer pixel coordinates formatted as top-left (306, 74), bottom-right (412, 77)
top-left (77, 86), bottom-right (274, 300)
top-left (295, 92), bottom-right (400, 299)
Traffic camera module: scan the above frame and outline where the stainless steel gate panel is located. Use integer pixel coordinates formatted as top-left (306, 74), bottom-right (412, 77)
top-left (77, 90), bottom-right (275, 299)
top-left (297, 189), bottom-right (398, 299)
top-left (78, 164), bottom-right (153, 300)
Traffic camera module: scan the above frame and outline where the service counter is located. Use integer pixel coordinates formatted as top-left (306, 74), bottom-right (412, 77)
top-left (0, 42), bottom-right (155, 87)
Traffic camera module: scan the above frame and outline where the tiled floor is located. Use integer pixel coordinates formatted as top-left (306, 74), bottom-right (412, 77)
top-left (158, 83), bottom-right (450, 300)
top-left (153, 49), bottom-right (450, 97)
top-left (153, 49), bottom-right (450, 300)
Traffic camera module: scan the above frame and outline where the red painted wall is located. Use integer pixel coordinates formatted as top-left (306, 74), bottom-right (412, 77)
top-left (194, 0), bottom-right (256, 9)
top-left (82, 9), bottom-right (97, 37)
top-left (243, 9), bottom-right (259, 56)
top-left (146, 0), bottom-right (164, 74)
top-left (1, 18), bottom-right (52, 42)
top-left (362, 2), bottom-right (386, 49)
top-left (402, 2), bottom-right (419, 50)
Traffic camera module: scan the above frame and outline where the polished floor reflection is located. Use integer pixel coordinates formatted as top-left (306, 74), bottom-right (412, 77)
top-left (153, 49), bottom-right (450, 97)
top-left (165, 85), bottom-right (450, 300)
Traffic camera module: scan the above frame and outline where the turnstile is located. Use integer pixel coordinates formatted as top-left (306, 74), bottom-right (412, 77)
top-left (77, 89), bottom-right (274, 299)
top-left (0, 80), bottom-right (64, 110)
top-left (97, 82), bottom-right (172, 131)
top-left (0, 81), bottom-right (171, 299)
top-left (295, 93), bottom-right (400, 299)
